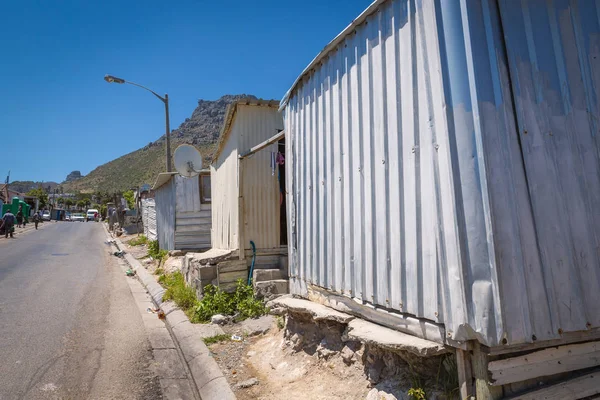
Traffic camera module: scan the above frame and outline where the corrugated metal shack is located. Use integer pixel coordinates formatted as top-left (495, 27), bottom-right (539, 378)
top-left (141, 198), bottom-right (157, 242)
top-left (181, 99), bottom-right (288, 297)
top-left (152, 170), bottom-right (212, 251)
top-left (281, 0), bottom-right (600, 397)
top-left (211, 99), bottom-right (287, 259)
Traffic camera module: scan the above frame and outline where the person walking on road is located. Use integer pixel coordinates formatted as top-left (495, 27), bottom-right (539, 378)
top-left (2, 210), bottom-right (16, 238)
top-left (33, 211), bottom-right (40, 230)
top-left (16, 208), bottom-right (23, 228)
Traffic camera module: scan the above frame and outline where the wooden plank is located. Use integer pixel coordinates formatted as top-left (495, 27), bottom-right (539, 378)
top-left (218, 270), bottom-right (248, 284)
top-left (456, 348), bottom-right (473, 400)
top-left (473, 341), bottom-right (504, 400)
top-left (489, 341), bottom-right (600, 386)
top-left (218, 260), bottom-right (247, 273)
top-left (238, 130), bottom-right (285, 159)
top-left (507, 372), bottom-right (599, 400)
top-left (489, 329), bottom-right (600, 356)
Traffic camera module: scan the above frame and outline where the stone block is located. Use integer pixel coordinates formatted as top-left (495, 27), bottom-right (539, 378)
top-left (253, 268), bottom-right (282, 282)
top-left (254, 279), bottom-right (289, 300)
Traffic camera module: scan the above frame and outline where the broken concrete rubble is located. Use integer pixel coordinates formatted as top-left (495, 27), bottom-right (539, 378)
top-left (211, 314), bottom-right (231, 325)
top-left (235, 377), bottom-right (259, 389)
top-left (344, 318), bottom-right (448, 358)
top-left (268, 296), bottom-right (455, 390)
top-left (267, 296), bottom-right (354, 324)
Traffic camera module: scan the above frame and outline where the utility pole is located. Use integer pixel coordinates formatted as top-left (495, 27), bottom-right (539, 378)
top-left (4, 171), bottom-right (10, 203)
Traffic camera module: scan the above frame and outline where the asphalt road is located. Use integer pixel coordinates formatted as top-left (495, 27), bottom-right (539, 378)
top-left (0, 221), bottom-right (163, 400)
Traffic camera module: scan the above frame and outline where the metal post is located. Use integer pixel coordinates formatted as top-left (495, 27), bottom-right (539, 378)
top-left (165, 93), bottom-right (172, 172)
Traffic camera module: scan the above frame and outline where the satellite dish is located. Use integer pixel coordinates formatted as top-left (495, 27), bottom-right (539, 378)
top-left (174, 144), bottom-right (203, 178)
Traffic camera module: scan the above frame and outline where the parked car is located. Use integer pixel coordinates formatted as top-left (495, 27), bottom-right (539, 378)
top-left (65, 214), bottom-right (71, 221)
top-left (86, 209), bottom-right (99, 222)
top-left (41, 211), bottom-right (51, 221)
top-left (71, 213), bottom-right (85, 222)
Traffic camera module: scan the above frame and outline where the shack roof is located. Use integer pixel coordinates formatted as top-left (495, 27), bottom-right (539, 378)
top-left (213, 98), bottom-right (279, 163)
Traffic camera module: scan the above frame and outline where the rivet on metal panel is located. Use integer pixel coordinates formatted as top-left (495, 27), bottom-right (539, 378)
top-left (434, 144), bottom-right (439, 151)
top-left (338, 177), bottom-right (341, 182)
top-left (385, 299), bottom-right (389, 303)
top-left (587, 322), bottom-right (592, 329)
top-left (434, 312), bottom-right (438, 317)
top-left (321, 181), bottom-right (324, 185)
top-left (358, 167), bottom-right (362, 172)
top-left (399, 302), bottom-right (403, 309)
top-left (382, 159), bottom-right (385, 164)
top-left (558, 328), bottom-right (563, 335)
top-left (531, 334), bottom-right (537, 341)
top-left (523, 130), bottom-right (528, 135)
top-left (447, 332), bottom-right (452, 338)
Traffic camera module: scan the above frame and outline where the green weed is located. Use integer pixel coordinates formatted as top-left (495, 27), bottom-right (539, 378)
top-left (148, 240), bottom-right (168, 261)
top-left (161, 272), bottom-right (199, 310)
top-left (437, 354), bottom-right (459, 400)
top-left (203, 334), bottom-right (231, 345)
top-left (129, 235), bottom-right (148, 246)
top-left (407, 387), bottom-right (426, 400)
top-left (191, 279), bottom-right (268, 323)
top-left (154, 267), bottom-right (164, 276)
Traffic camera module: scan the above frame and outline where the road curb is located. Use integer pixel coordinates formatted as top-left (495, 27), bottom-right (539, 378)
top-left (104, 226), bottom-right (236, 400)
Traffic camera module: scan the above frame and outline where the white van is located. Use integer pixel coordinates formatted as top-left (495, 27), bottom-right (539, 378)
top-left (86, 209), bottom-right (99, 222)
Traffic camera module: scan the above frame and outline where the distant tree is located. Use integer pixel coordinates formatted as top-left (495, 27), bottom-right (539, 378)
top-left (64, 198), bottom-right (74, 210)
top-left (123, 190), bottom-right (135, 209)
top-left (27, 188), bottom-right (48, 209)
top-left (57, 197), bottom-right (65, 207)
top-left (76, 200), bottom-right (86, 210)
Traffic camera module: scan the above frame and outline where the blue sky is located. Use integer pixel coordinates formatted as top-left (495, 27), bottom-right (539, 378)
top-left (0, 0), bottom-right (369, 184)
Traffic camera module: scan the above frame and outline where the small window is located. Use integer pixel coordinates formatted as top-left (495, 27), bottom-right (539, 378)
top-left (200, 175), bottom-right (211, 204)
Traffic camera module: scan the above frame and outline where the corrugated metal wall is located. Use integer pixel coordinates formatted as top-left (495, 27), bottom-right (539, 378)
top-left (142, 198), bottom-right (157, 242)
top-left (212, 127), bottom-right (239, 250)
top-left (155, 179), bottom-right (175, 251)
top-left (237, 105), bottom-right (284, 251)
top-left (495, 0), bottom-right (600, 342)
top-left (174, 175), bottom-right (211, 250)
top-left (283, 0), bottom-right (600, 348)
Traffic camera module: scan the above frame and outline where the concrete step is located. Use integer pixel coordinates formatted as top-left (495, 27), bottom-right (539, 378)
top-left (252, 268), bottom-right (282, 282)
top-left (253, 279), bottom-right (288, 299)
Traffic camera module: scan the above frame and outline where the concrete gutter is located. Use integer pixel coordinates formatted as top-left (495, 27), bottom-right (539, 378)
top-left (105, 227), bottom-right (236, 400)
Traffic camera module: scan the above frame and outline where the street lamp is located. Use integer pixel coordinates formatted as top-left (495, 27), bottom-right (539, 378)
top-left (104, 74), bottom-right (172, 172)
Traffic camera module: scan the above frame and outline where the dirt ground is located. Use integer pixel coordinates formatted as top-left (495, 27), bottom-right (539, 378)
top-left (208, 320), bottom-right (373, 400)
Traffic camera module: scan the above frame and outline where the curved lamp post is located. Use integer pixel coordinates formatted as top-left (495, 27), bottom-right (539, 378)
top-left (104, 74), bottom-right (172, 172)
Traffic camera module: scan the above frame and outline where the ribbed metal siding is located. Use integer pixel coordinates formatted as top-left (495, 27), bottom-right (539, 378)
top-left (237, 105), bottom-right (284, 250)
top-left (142, 198), bottom-right (157, 242)
top-left (284, 0), bottom-right (600, 347)
top-left (212, 129), bottom-right (239, 250)
top-left (174, 175), bottom-right (211, 250)
top-left (285, 0), bottom-right (457, 334)
top-left (155, 179), bottom-right (175, 251)
top-left (495, 0), bottom-right (600, 342)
